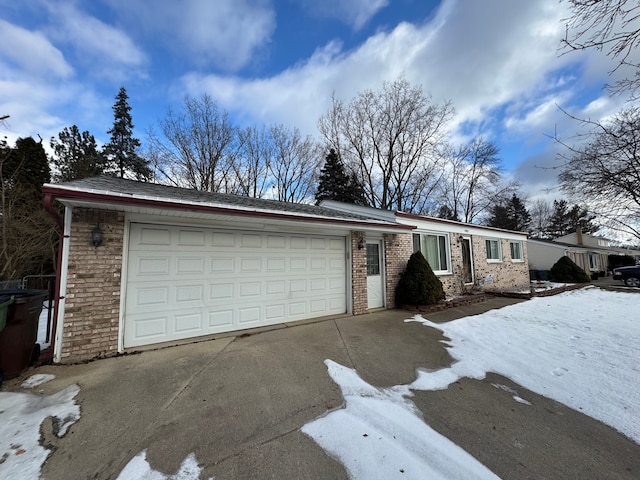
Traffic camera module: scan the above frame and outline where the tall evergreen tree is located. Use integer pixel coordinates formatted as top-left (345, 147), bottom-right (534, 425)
top-left (51, 125), bottom-right (105, 182)
top-left (0, 137), bottom-right (55, 280)
top-left (547, 200), bottom-right (598, 238)
top-left (103, 87), bottom-right (151, 180)
top-left (487, 194), bottom-right (531, 231)
top-left (315, 149), bottom-right (366, 205)
top-left (4, 137), bottom-right (51, 196)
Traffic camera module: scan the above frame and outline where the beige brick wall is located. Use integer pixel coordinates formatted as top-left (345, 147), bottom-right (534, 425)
top-left (471, 236), bottom-right (530, 292)
top-left (411, 232), bottom-right (530, 298)
top-left (60, 208), bottom-right (124, 363)
top-left (384, 233), bottom-right (413, 308)
top-left (351, 231), bottom-right (368, 314)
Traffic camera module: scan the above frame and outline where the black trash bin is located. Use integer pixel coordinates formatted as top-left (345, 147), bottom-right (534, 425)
top-left (0, 289), bottom-right (47, 382)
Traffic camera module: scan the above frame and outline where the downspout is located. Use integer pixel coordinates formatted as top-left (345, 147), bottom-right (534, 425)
top-left (41, 194), bottom-right (67, 364)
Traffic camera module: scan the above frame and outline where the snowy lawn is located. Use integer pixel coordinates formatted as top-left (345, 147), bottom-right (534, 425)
top-left (303, 287), bottom-right (640, 479)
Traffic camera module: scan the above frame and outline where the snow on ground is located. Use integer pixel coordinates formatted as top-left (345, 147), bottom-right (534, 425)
top-left (116, 450), bottom-right (213, 480)
top-left (0, 375), bottom-right (80, 480)
top-left (20, 374), bottom-right (56, 390)
top-left (301, 360), bottom-right (500, 479)
top-left (304, 287), bottom-right (640, 479)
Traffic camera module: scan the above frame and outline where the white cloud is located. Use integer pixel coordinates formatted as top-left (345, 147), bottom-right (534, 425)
top-left (180, 0), bottom-right (579, 141)
top-left (44, 1), bottom-right (147, 81)
top-left (0, 19), bottom-right (72, 79)
top-left (297, 0), bottom-right (389, 30)
top-left (106, 0), bottom-right (275, 71)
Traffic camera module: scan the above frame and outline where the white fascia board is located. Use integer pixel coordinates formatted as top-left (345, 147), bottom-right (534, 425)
top-left (397, 216), bottom-right (528, 241)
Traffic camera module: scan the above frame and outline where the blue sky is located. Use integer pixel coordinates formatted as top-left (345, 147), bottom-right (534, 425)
top-left (0, 0), bottom-right (629, 198)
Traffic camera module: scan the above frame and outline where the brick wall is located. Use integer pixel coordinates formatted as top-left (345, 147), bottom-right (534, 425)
top-left (60, 208), bottom-right (124, 362)
top-left (351, 231), bottom-right (368, 314)
top-left (472, 237), bottom-right (530, 292)
top-left (384, 233), bottom-right (412, 308)
top-left (412, 233), bottom-right (530, 298)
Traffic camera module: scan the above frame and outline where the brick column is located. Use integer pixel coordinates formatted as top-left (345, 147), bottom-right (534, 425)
top-left (351, 231), bottom-right (368, 314)
top-left (61, 208), bottom-right (125, 362)
top-left (384, 233), bottom-right (412, 308)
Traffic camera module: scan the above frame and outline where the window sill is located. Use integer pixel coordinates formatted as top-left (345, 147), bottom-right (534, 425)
top-left (486, 259), bottom-right (502, 263)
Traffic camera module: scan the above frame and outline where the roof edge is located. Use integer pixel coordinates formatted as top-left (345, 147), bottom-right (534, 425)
top-left (42, 184), bottom-right (415, 232)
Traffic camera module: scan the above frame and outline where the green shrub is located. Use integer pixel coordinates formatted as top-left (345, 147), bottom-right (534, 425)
top-left (549, 256), bottom-right (591, 283)
top-left (396, 251), bottom-right (446, 305)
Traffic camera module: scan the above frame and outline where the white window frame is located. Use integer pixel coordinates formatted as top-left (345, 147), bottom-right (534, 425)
top-left (509, 241), bottom-right (523, 262)
top-left (485, 238), bottom-right (502, 262)
top-left (588, 252), bottom-right (599, 270)
top-left (412, 232), bottom-right (451, 275)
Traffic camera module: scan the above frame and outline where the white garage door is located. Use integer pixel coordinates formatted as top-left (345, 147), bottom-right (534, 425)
top-left (124, 223), bottom-right (347, 347)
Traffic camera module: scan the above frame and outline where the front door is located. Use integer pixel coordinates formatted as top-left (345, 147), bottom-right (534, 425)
top-left (460, 237), bottom-right (474, 284)
top-left (366, 241), bottom-right (384, 309)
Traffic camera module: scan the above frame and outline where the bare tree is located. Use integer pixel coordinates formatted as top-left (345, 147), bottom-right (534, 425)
top-left (149, 94), bottom-right (237, 192)
top-left (268, 124), bottom-right (321, 203)
top-left (558, 106), bottom-right (640, 240)
top-left (233, 125), bottom-right (272, 198)
top-left (561, 0), bottom-right (640, 97)
top-left (318, 77), bottom-right (453, 212)
top-left (528, 198), bottom-right (554, 238)
top-left (437, 138), bottom-right (517, 223)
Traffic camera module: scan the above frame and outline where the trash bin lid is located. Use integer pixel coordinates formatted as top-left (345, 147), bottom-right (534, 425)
top-left (0, 289), bottom-right (47, 298)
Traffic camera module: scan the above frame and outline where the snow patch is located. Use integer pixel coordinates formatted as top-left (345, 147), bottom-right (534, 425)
top-left (302, 361), bottom-right (500, 480)
top-left (0, 385), bottom-right (80, 479)
top-left (21, 374), bottom-right (56, 389)
top-left (116, 450), bottom-right (214, 480)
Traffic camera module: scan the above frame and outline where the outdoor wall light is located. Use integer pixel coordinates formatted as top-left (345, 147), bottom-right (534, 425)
top-left (458, 235), bottom-right (464, 244)
top-left (358, 238), bottom-right (365, 250)
top-left (92, 224), bottom-right (103, 248)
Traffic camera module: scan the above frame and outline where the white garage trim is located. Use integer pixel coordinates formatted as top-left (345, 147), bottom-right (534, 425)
top-left (122, 221), bottom-right (347, 348)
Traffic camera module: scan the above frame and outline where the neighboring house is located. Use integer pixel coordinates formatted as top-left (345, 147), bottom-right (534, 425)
top-left (42, 177), bottom-right (529, 364)
top-left (528, 229), bottom-right (640, 279)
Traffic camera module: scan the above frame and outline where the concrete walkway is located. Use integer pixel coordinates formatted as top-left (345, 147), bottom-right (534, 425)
top-left (3, 294), bottom-right (639, 479)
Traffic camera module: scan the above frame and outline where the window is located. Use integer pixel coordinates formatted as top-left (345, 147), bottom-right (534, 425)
top-left (413, 233), bottom-right (450, 273)
top-left (588, 252), bottom-right (599, 270)
top-left (509, 241), bottom-right (523, 261)
top-left (366, 243), bottom-right (380, 276)
top-left (485, 239), bottom-right (502, 261)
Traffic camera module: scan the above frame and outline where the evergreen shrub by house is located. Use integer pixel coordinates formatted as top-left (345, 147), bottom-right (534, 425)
top-left (549, 256), bottom-right (591, 283)
top-left (396, 251), bottom-right (446, 305)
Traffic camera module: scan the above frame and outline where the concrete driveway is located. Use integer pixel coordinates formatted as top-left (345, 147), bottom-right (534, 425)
top-left (4, 296), bottom-right (639, 479)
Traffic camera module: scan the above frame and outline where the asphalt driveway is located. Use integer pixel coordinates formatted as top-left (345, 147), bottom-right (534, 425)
top-left (3, 295), bottom-right (639, 479)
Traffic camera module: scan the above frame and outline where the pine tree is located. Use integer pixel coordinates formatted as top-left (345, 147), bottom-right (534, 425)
top-left (51, 125), bottom-right (105, 182)
top-left (488, 194), bottom-right (531, 231)
top-left (315, 149), bottom-right (365, 205)
top-left (547, 200), bottom-right (598, 238)
top-left (103, 87), bottom-right (151, 180)
top-left (437, 205), bottom-right (460, 221)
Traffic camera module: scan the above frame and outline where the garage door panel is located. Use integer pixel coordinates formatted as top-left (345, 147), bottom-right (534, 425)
top-left (211, 257), bottom-right (234, 273)
top-left (177, 230), bottom-right (206, 246)
top-left (135, 257), bottom-right (171, 276)
top-left (174, 312), bottom-right (203, 332)
top-left (209, 310), bottom-right (233, 328)
top-left (124, 223), bottom-right (346, 348)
